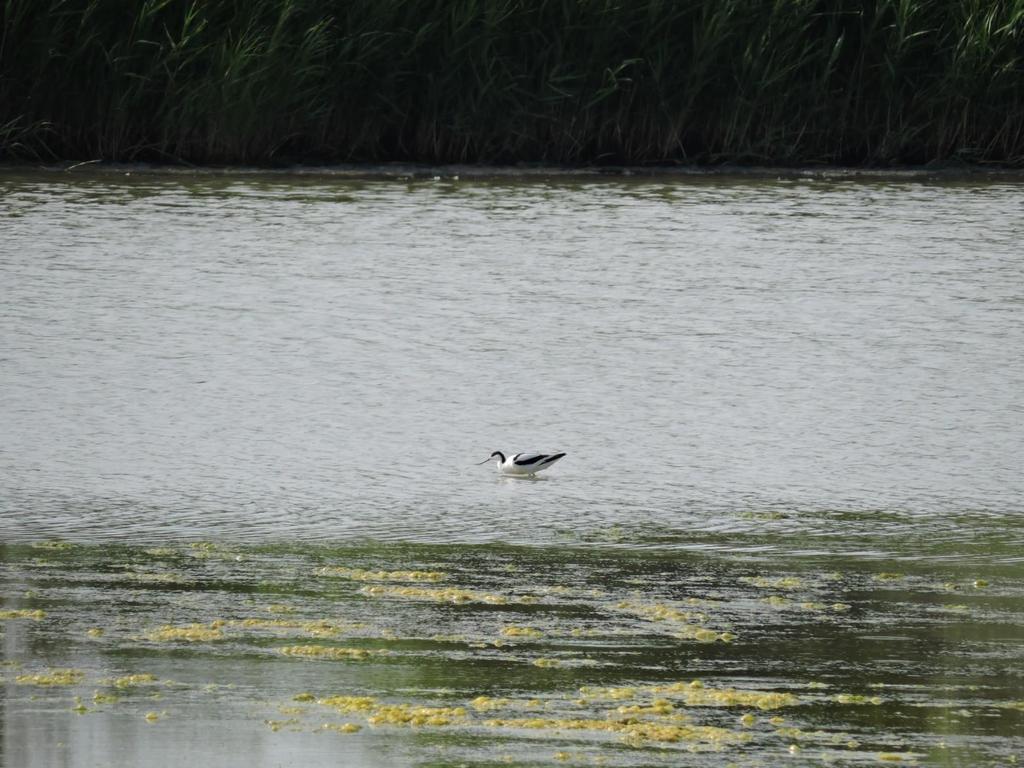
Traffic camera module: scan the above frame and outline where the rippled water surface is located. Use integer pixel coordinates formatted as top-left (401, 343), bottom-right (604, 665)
top-left (1, 170), bottom-right (1022, 766)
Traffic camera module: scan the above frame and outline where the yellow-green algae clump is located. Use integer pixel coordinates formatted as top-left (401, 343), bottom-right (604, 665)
top-left (0, 609), bottom-right (45, 620)
top-left (501, 625), bottom-right (544, 638)
top-left (740, 576), bottom-right (805, 589)
top-left (835, 693), bottom-right (883, 705)
top-left (360, 584), bottom-right (508, 604)
top-left (471, 696), bottom-right (511, 711)
top-left (580, 681), bottom-right (800, 711)
top-left (146, 623), bottom-right (224, 642)
top-left (317, 566), bottom-right (447, 582)
top-left (614, 600), bottom-right (735, 642)
top-left (233, 617), bottom-right (359, 637)
top-left (319, 695), bottom-right (467, 727)
top-left (305, 680), bottom-right (799, 749)
top-left (265, 603), bottom-right (296, 614)
top-left (16, 668), bottom-right (85, 686)
top-left (279, 645), bottom-right (388, 661)
top-left (32, 540), bottom-right (74, 551)
top-left (532, 657), bottom-right (561, 668)
top-left (322, 722), bottom-right (362, 733)
top-left (109, 673), bottom-right (159, 688)
top-left (481, 715), bottom-right (748, 748)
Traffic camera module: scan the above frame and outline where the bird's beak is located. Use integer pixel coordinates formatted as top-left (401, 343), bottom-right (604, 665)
top-left (474, 457), bottom-right (492, 465)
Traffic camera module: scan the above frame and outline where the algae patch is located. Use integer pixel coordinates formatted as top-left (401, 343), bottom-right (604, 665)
top-left (279, 645), bottom-right (388, 661)
top-left (360, 585), bottom-right (508, 604)
top-left (322, 722), bottom-right (362, 733)
top-left (580, 682), bottom-right (800, 711)
top-left (0, 609), bottom-right (45, 620)
top-left (31, 540), bottom-right (74, 551)
top-left (614, 600), bottom-right (735, 642)
top-left (16, 668), bottom-right (85, 686)
top-left (501, 625), bottom-right (544, 638)
top-left (301, 679), bottom-right (796, 751)
top-left (108, 673), bottom-right (159, 689)
top-left (835, 693), bottom-right (883, 705)
top-left (233, 617), bottom-right (358, 637)
top-left (482, 715), bottom-right (748, 748)
top-left (740, 576), bottom-right (805, 589)
top-left (532, 657), bottom-right (561, 668)
top-left (317, 567), bottom-right (447, 582)
top-left (318, 695), bottom-right (467, 727)
top-left (146, 623), bottom-right (225, 642)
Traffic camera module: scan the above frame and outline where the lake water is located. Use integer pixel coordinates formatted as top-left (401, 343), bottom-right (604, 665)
top-left (1, 169), bottom-right (1022, 767)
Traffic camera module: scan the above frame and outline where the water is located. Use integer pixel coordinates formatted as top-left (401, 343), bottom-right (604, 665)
top-left (1, 169), bottom-right (1022, 766)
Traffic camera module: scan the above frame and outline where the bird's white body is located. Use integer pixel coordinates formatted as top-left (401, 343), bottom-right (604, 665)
top-left (481, 451), bottom-right (566, 476)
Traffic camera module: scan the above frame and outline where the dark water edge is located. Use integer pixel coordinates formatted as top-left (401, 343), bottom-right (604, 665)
top-left (5, 161), bottom-right (1024, 182)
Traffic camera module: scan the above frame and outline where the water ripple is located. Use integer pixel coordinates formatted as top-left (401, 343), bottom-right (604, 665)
top-left (1, 172), bottom-right (1023, 563)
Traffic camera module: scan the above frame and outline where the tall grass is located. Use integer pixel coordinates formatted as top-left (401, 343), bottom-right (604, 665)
top-left (2, 0), bottom-right (1023, 165)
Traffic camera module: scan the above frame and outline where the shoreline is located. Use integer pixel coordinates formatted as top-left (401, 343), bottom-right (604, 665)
top-left (4, 160), bottom-right (1024, 182)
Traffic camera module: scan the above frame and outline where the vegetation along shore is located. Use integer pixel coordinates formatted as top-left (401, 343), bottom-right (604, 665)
top-left (2, 0), bottom-right (1022, 167)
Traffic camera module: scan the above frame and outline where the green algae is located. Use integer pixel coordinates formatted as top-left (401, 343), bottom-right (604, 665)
top-left (16, 668), bottom-right (85, 686)
top-left (581, 682), bottom-right (801, 711)
top-left (835, 694), bottom-right (884, 705)
top-left (108, 673), bottom-right (159, 689)
top-left (279, 645), bottom-right (388, 661)
top-left (613, 599), bottom-right (735, 642)
top-left (740, 576), bottom-right (805, 590)
top-left (0, 609), bottom-right (45, 620)
top-left (359, 584), bottom-right (509, 604)
top-left (483, 715), bottom-right (749, 748)
top-left (318, 695), bottom-right (466, 727)
top-left (316, 567), bottom-right (447, 582)
top-left (31, 540), bottom-right (74, 551)
top-left (309, 690), bottom-right (751, 748)
top-left (501, 625), bottom-right (544, 639)
top-left (1, 541), bottom-right (1022, 766)
top-left (232, 617), bottom-right (359, 637)
top-left (321, 722), bottom-right (362, 733)
top-left (264, 718), bottom-right (300, 732)
top-left (532, 657), bottom-right (561, 668)
top-left (265, 603), bottom-right (296, 614)
top-left (146, 623), bottom-right (225, 642)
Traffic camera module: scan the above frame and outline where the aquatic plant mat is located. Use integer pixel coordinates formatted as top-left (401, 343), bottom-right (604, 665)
top-left (2, 541), bottom-right (1022, 767)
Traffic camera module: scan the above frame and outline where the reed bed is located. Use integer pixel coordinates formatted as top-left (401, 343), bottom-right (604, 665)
top-left (2, 0), bottom-right (1023, 165)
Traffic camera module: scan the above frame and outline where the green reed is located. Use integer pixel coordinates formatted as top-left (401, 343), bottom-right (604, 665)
top-left (1, 0), bottom-right (1022, 165)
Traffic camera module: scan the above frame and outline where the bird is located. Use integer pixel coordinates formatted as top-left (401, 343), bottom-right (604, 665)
top-left (476, 451), bottom-right (566, 476)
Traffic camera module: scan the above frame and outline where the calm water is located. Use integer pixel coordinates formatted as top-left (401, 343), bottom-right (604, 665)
top-left (1, 169), bottom-right (1022, 767)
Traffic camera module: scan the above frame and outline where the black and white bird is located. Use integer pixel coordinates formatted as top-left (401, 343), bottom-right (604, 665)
top-left (476, 451), bottom-right (566, 476)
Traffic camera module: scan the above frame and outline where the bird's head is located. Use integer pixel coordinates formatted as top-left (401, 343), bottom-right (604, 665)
top-left (475, 451), bottom-right (505, 465)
